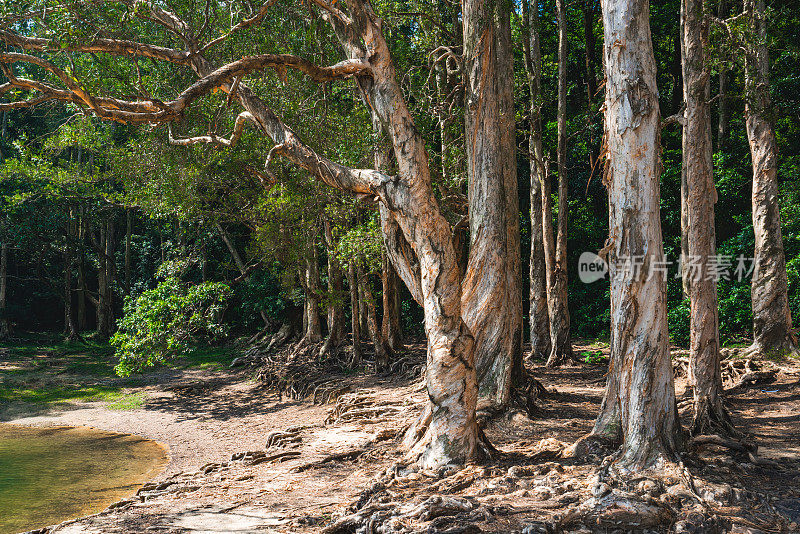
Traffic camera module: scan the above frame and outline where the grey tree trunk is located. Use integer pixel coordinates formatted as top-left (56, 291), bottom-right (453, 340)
top-left (347, 260), bottom-right (362, 367)
top-left (578, 0), bottom-right (682, 472)
top-left (522, 0), bottom-right (552, 362)
top-left (125, 209), bottom-right (132, 294)
top-left (461, 0), bottom-right (522, 409)
top-left (64, 211), bottom-right (79, 341)
top-left (546, 0), bottom-right (573, 368)
top-left (682, 0), bottom-right (732, 435)
top-left (744, 0), bottom-right (799, 358)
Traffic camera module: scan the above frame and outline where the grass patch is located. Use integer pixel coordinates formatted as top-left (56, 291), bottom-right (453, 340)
top-left (173, 346), bottom-right (237, 371)
top-left (0, 384), bottom-right (121, 404)
top-left (106, 392), bottom-right (146, 411)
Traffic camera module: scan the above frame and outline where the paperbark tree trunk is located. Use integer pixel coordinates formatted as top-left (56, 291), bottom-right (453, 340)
top-left (523, 0), bottom-right (552, 362)
top-left (0, 221), bottom-right (9, 340)
top-left (321, 218), bottom-right (345, 357)
top-left (461, 0), bottom-right (522, 409)
top-left (744, 0), bottom-right (799, 358)
top-left (546, 0), bottom-right (573, 368)
top-left (347, 260), bottom-right (362, 367)
top-left (580, 0), bottom-right (682, 472)
top-left (682, 0), bottom-right (733, 436)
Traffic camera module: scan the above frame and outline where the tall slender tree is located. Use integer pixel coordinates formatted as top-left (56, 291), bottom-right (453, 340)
top-left (574, 0), bottom-right (682, 471)
top-left (545, 0), bottom-right (573, 368)
top-left (682, 0), bottom-right (732, 435)
top-left (522, 0), bottom-right (551, 362)
top-left (743, 0), bottom-right (799, 358)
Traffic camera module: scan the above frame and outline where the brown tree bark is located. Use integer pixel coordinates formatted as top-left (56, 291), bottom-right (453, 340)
top-left (461, 0), bottom-right (522, 408)
top-left (522, 0), bottom-right (552, 362)
top-left (577, 0), bottom-right (682, 472)
top-left (545, 0), bottom-right (573, 368)
top-left (744, 0), bottom-right (799, 358)
top-left (124, 209), bottom-right (132, 294)
top-left (682, 0), bottom-right (733, 436)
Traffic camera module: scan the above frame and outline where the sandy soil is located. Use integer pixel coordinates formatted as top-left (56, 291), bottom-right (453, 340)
top-left (6, 343), bottom-right (800, 534)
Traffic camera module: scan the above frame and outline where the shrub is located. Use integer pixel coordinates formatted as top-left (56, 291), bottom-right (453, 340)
top-left (111, 277), bottom-right (231, 376)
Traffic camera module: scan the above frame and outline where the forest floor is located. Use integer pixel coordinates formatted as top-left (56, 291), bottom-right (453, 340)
top-left (1, 336), bottom-right (800, 533)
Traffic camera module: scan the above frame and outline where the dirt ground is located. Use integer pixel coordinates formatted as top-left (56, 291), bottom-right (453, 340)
top-left (4, 341), bottom-right (800, 534)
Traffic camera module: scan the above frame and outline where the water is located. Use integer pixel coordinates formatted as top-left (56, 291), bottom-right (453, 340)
top-left (0, 424), bottom-right (167, 534)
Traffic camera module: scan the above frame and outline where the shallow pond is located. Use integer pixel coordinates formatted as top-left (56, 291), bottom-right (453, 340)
top-left (0, 424), bottom-right (167, 534)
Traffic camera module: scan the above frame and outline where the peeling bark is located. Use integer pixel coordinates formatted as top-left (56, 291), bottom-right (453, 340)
top-left (584, 0), bottom-right (682, 472)
top-left (546, 0), bottom-right (573, 368)
top-left (682, 0), bottom-right (733, 436)
top-left (461, 0), bottom-right (522, 408)
top-left (522, 0), bottom-right (552, 363)
top-left (744, 0), bottom-right (799, 358)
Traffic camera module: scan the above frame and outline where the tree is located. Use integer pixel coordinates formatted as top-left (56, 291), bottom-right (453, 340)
top-left (461, 0), bottom-right (522, 408)
top-left (0, 0), bottom-right (488, 467)
top-left (681, 0), bottom-right (732, 435)
top-left (545, 0), bottom-right (573, 368)
top-left (522, 0), bottom-right (551, 362)
top-left (573, 0), bottom-right (682, 472)
top-left (743, 0), bottom-right (799, 358)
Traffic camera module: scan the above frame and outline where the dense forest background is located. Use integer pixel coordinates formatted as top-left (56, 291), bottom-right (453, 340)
top-left (2, 0), bottom-right (800, 354)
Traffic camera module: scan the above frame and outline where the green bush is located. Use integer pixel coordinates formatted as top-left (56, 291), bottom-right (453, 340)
top-left (668, 298), bottom-right (691, 347)
top-left (111, 277), bottom-right (231, 376)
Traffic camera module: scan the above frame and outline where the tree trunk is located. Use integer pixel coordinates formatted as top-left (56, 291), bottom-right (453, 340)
top-left (76, 209), bottom-right (87, 332)
top-left (321, 218), bottom-right (345, 357)
top-left (347, 259), bottom-right (362, 367)
top-left (125, 209), bottom-right (132, 294)
top-left (523, 0), bottom-right (552, 362)
top-left (717, 0), bottom-right (729, 150)
top-left (581, 0), bottom-right (682, 472)
top-left (96, 218), bottom-right (115, 340)
top-left (545, 0), bottom-right (573, 368)
top-left (682, 0), bottom-right (732, 436)
top-left (744, 0), bottom-right (799, 358)
top-left (461, 0), bottom-right (522, 409)
top-left (301, 238), bottom-right (323, 344)
top-left (64, 211), bottom-right (79, 341)
top-left (0, 221), bottom-right (9, 340)
top-left (359, 260), bottom-right (391, 370)
top-left (381, 249), bottom-right (403, 352)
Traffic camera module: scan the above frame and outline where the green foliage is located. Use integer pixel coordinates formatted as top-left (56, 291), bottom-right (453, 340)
top-left (111, 277), bottom-right (232, 376)
top-left (582, 350), bottom-right (607, 365)
top-left (668, 299), bottom-right (691, 348)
